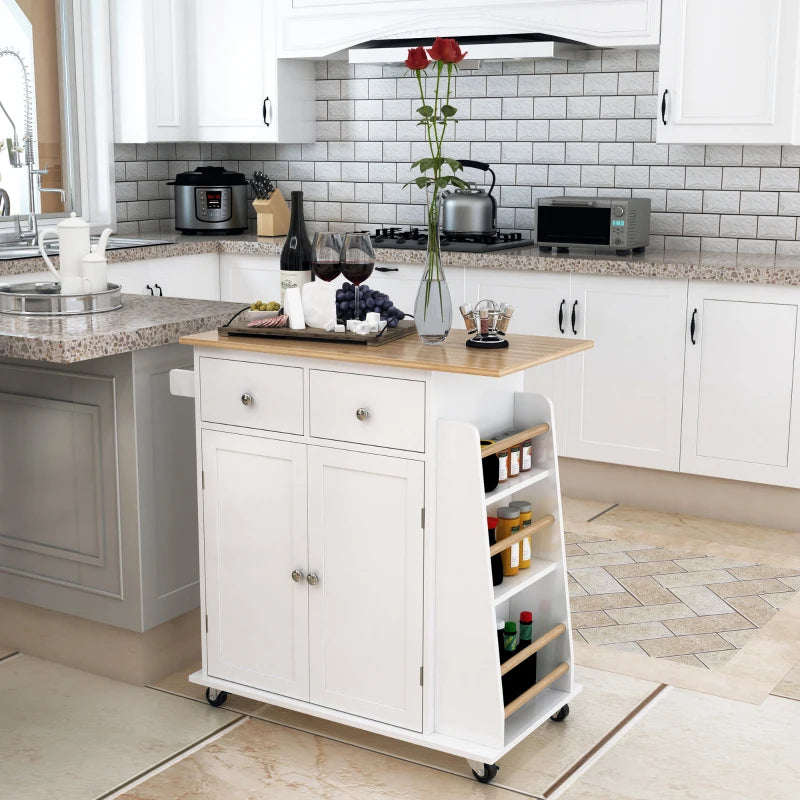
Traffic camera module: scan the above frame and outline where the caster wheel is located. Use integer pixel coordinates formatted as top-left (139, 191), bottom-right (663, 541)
top-left (472, 763), bottom-right (499, 784)
top-left (205, 687), bottom-right (228, 707)
top-left (551, 704), bottom-right (570, 722)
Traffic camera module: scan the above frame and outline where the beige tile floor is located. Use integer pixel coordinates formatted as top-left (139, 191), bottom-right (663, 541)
top-left (772, 659), bottom-right (800, 702)
top-left (0, 647), bottom-right (16, 660)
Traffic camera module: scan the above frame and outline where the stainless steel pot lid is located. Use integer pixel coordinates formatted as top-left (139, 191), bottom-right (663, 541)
top-left (166, 166), bottom-right (248, 186)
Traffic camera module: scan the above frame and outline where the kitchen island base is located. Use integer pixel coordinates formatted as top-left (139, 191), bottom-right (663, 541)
top-left (179, 330), bottom-right (592, 780)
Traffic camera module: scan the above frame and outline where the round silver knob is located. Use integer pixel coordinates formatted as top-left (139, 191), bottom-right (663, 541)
top-left (355, 407), bottom-right (370, 422)
top-left (291, 569), bottom-right (304, 583)
top-left (306, 572), bottom-right (319, 586)
top-left (241, 393), bottom-right (254, 406)
top-left (613, 206), bottom-right (625, 216)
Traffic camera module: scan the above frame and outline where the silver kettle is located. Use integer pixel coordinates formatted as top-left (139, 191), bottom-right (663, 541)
top-left (441, 160), bottom-right (497, 237)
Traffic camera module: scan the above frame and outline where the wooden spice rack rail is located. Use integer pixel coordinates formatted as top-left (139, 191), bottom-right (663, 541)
top-left (480, 423), bottom-right (550, 459)
top-left (489, 514), bottom-right (555, 557)
top-left (504, 662), bottom-right (570, 718)
top-left (500, 623), bottom-right (566, 676)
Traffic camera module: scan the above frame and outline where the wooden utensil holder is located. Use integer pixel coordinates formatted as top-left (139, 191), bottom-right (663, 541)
top-left (253, 188), bottom-right (290, 237)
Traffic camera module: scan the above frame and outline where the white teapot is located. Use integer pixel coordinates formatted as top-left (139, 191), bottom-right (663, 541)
top-left (38, 212), bottom-right (91, 281)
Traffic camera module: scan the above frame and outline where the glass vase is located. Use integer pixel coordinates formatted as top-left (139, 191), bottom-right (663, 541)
top-left (414, 193), bottom-right (452, 345)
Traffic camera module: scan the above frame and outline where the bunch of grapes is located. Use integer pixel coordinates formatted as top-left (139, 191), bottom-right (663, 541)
top-left (335, 283), bottom-right (406, 328)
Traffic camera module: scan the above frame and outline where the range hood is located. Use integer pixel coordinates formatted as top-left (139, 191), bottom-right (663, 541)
top-left (348, 34), bottom-right (585, 64)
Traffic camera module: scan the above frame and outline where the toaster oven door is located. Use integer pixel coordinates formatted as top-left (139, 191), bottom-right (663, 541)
top-left (537, 205), bottom-right (611, 246)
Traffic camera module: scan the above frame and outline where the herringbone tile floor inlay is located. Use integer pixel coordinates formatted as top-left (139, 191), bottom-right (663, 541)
top-left (566, 530), bottom-right (800, 669)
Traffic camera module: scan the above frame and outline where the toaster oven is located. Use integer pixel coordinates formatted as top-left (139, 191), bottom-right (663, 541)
top-left (535, 197), bottom-right (651, 255)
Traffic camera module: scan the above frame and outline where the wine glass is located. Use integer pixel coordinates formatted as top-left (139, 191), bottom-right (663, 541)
top-left (342, 232), bottom-right (374, 321)
top-left (311, 232), bottom-right (343, 282)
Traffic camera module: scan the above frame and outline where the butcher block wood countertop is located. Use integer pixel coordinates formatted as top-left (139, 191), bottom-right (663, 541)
top-left (180, 329), bottom-right (593, 378)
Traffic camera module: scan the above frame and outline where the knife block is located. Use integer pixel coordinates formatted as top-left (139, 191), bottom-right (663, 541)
top-left (253, 188), bottom-right (290, 237)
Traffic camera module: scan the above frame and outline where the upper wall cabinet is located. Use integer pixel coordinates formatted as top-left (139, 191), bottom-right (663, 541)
top-left (276, 0), bottom-right (661, 58)
top-left (658, 0), bottom-right (800, 144)
top-left (111, 0), bottom-right (315, 143)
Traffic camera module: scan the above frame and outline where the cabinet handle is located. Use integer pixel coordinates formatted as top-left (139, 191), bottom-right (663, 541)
top-left (571, 300), bottom-right (578, 335)
top-left (146, 284), bottom-right (154, 295)
top-left (241, 392), bottom-right (254, 406)
top-left (355, 407), bottom-right (370, 421)
top-left (690, 308), bottom-right (697, 345)
top-left (306, 572), bottom-right (319, 586)
top-left (263, 97), bottom-right (272, 126)
top-left (154, 283), bottom-right (163, 296)
top-left (291, 569), bottom-right (304, 583)
top-left (558, 299), bottom-right (565, 334)
top-left (661, 89), bottom-right (669, 125)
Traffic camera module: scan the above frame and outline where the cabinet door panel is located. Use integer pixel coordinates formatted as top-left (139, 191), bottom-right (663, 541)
top-left (567, 276), bottom-right (686, 470)
top-left (203, 431), bottom-right (309, 698)
top-left (307, 447), bottom-right (424, 730)
top-left (219, 254), bottom-right (281, 303)
top-left (658, 0), bottom-right (800, 143)
top-left (681, 282), bottom-right (800, 486)
top-left (152, 254), bottom-right (221, 300)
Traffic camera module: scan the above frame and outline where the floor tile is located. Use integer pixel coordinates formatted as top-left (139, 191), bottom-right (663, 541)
top-left (580, 621), bottom-right (672, 646)
top-left (570, 567), bottom-right (626, 595)
top-left (697, 650), bottom-right (737, 669)
top-left (725, 595), bottom-right (780, 626)
top-left (605, 561), bottom-right (686, 578)
top-left (601, 641), bottom-right (648, 656)
top-left (565, 543), bottom-right (587, 556)
top-left (673, 556), bottom-right (756, 571)
top-left (579, 539), bottom-right (655, 554)
top-left (663, 612), bottom-right (753, 636)
top-left (571, 610), bottom-right (616, 628)
top-left (669, 585), bottom-right (735, 615)
top-left (606, 603), bottom-right (694, 625)
top-left (0, 655), bottom-right (238, 800)
top-left (654, 570), bottom-right (737, 589)
top-left (639, 633), bottom-right (733, 658)
top-left (562, 497), bottom-right (617, 528)
top-left (719, 628), bottom-right (758, 648)
top-left (629, 548), bottom-right (699, 563)
top-left (618, 576), bottom-right (679, 605)
top-left (761, 591), bottom-right (797, 609)
top-left (710, 578), bottom-right (795, 598)
top-left (772, 660), bottom-right (800, 701)
top-left (570, 591), bottom-right (640, 612)
top-left (150, 665), bottom-right (265, 715)
top-left (0, 648), bottom-right (16, 660)
top-left (559, 689), bottom-right (800, 800)
top-left (662, 653), bottom-right (705, 667)
top-left (726, 565), bottom-right (800, 580)
top-left (779, 575), bottom-right (800, 590)
top-left (567, 552), bottom-right (634, 569)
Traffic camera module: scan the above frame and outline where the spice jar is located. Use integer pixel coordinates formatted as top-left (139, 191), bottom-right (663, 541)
top-left (497, 448), bottom-right (509, 483)
top-left (496, 506), bottom-right (521, 576)
top-left (520, 439), bottom-right (533, 472)
top-left (487, 516), bottom-right (503, 586)
top-left (510, 500), bottom-right (533, 569)
top-left (459, 303), bottom-right (477, 335)
top-left (510, 445), bottom-right (521, 477)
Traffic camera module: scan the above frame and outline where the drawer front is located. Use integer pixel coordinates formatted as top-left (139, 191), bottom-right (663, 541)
top-left (199, 357), bottom-right (304, 434)
top-left (309, 370), bottom-right (425, 452)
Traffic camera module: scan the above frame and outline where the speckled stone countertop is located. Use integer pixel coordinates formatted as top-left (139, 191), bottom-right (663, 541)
top-left (0, 294), bottom-right (245, 363)
top-left (5, 233), bottom-right (800, 286)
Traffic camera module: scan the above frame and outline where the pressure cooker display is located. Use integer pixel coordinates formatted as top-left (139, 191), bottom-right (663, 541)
top-left (206, 190), bottom-right (222, 209)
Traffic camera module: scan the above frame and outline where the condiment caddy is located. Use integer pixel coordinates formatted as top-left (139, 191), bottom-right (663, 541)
top-left (460, 298), bottom-right (515, 349)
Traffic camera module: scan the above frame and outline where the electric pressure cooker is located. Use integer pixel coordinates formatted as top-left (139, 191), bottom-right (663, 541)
top-left (168, 166), bottom-right (249, 234)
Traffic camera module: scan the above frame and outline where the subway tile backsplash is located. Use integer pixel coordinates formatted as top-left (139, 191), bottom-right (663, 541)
top-left (114, 48), bottom-right (800, 255)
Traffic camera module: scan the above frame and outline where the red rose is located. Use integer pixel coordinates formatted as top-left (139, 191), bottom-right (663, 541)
top-left (404, 46), bottom-right (430, 70)
top-left (427, 37), bottom-right (468, 64)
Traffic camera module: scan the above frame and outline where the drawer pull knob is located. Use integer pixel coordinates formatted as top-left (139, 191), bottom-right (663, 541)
top-left (241, 393), bottom-right (254, 406)
top-left (306, 572), bottom-right (319, 586)
top-left (291, 569), bottom-right (304, 583)
top-left (355, 407), bottom-right (370, 421)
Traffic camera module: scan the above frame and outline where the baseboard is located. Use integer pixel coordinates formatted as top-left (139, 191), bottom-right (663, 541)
top-left (0, 598), bottom-right (200, 685)
top-left (560, 457), bottom-right (800, 531)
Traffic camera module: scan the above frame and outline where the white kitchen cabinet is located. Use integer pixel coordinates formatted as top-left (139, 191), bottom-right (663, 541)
top-left (111, 0), bottom-right (315, 143)
top-left (307, 447), bottom-right (424, 729)
top-left (681, 281), bottom-right (800, 487)
top-left (202, 430), bottom-right (310, 697)
top-left (108, 254), bottom-right (220, 300)
top-left (219, 253), bottom-right (281, 303)
top-left (277, 0), bottom-right (660, 58)
top-left (658, 0), bottom-right (800, 144)
top-left (566, 275), bottom-right (687, 471)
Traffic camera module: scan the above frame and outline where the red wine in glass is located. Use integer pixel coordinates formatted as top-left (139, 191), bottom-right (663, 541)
top-left (342, 232), bottom-right (375, 320)
top-left (311, 232), bottom-right (343, 282)
top-left (341, 261), bottom-right (374, 285)
top-left (310, 260), bottom-right (341, 282)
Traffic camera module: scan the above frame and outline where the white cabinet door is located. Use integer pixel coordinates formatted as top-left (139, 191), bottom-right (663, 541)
top-left (566, 276), bottom-right (687, 470)
top-left (681, 282), bottom-right (800, 487)
top-left (149, 254), bottom-right (221, 300)
top-left (219, 254), bottom-right (282, 303)
top-left (307, 447), bottom-right (424, 730)
top-left (658, 0), bottom-right (800, 144)
top-left (107, 261), bottom-right (151, 295)
top-left (202, 430), bottom-right (309, 698)
top-left (192, 0), bottom-right (315, 143)
top-left (465, 268), bottom-right (571, 446)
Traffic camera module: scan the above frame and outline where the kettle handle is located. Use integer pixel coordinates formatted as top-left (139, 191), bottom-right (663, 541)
top-left (458, 159), bottom-right (496, 196)
top-left (38, 229), bottom-right (62, 282)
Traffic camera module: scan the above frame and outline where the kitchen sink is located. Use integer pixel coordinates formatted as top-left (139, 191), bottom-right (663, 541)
top-left (0, 237), bottom-right (172, 260)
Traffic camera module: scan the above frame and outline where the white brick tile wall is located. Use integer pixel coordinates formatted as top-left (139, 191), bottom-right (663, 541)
top-left (114, 47), bottom-right (800, 250)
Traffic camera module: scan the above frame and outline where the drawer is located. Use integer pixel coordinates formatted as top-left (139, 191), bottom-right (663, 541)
top-left (309, 370), bottom-right (425, 452)
top-left (199, 357), bottom-right (303, 434)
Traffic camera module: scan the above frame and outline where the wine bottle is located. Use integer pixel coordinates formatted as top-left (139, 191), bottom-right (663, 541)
top-left (501, 621), bottom-right (517, 705)
top-left (279, 190), bottom-right (313, 305)
top-left (506, 611), bottom-right (536, 703)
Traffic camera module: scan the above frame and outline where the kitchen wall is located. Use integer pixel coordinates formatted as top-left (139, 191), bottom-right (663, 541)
top-left (114, 47), bottom-right (800, 255)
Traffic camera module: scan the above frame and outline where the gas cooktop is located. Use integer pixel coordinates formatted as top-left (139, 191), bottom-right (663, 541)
top-left (367, 227), bottom-right (536, 253)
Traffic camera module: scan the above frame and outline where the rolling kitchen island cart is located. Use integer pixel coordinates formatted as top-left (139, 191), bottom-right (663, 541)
top-left (175, 329), bottom-right (593, 783)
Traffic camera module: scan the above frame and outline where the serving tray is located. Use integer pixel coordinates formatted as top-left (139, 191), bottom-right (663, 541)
top-left (218, 318), bottom-right (417, 346)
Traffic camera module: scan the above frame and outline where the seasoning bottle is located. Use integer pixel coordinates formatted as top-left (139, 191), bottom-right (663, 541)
top-left (459, 303), bottom-right (477, 334)
top-left (520, 439), bottom-right (533, 472)
top-left (496, 506), bottom-right (521, 576)
top-left (496, 304), bottom-right (514, 335)
top-left (497, 448), bottom-right (509, 483)
top-left (487, 516), bottom-right (503, 586)
top-left (505, 611), bottom-right (535, 702)
top-left (510, 499), bottom-right (533, 569)
top-left (496, 617), bottom-right (505, 660)
top-left (501, 621), bottom-right (518, 703)
top-left (510, 445), bottom-right (521, 478)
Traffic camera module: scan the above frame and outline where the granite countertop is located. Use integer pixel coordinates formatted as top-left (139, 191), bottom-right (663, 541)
top-left (0, 294), bottom-right (245, 364)
top-left (5, 232), bottom-right (800, 286)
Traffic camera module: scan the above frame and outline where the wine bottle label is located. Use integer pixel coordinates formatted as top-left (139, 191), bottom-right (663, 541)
top-left (280, 270), bottom-right (312, 304)
top-left (522, 536), bottom-right (531, 561)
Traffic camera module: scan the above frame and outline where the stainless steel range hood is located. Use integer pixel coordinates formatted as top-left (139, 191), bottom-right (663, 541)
top-left (348, 34), bottom-right (585, 64)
